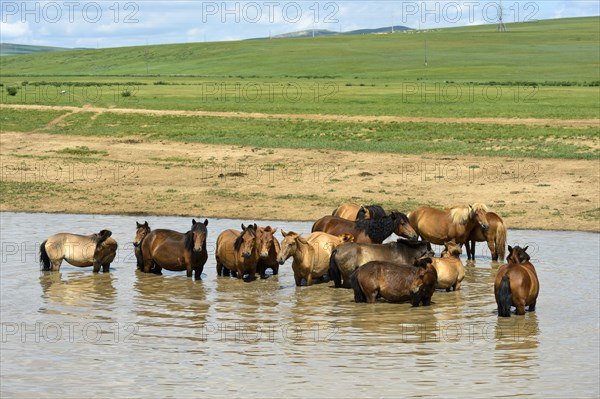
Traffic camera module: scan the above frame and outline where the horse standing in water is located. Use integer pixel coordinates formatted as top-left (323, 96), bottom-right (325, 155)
top-left (422, 241), bottom-right (465, 291)
top-left (495, 245), bottom-right (539, 317)
top-left (215, 224), bottom-right (260, 282)
top-left (134, 221), bottom-right (151, 271)
top-left (312, 211), bottom-right (417, 244)
top-left (256, 226), bottom-right (281, 278)
top-left (141, 219), bottom-right (208, 280)
top-left (40, 230), bottom-right (118, 273)
top-left (466, 212), bottom-right (507, 261)
top-left (332, 203), bottom-right (387, 221)
top-left (408, 203), bottom-right (490, 246)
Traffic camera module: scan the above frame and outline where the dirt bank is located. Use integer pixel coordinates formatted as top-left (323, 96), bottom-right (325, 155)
top-left (1, 131), bottom-right (598, 232)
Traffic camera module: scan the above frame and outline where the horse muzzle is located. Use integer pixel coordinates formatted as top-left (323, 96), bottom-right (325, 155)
top-left (194, 246), bottom-right (203, 253)
top-left (242, 251), bottom-right (252, 258)
top-left (259, 252), bottom-right (269, 259)
top-left (481, 223), bottom-right (490, 232)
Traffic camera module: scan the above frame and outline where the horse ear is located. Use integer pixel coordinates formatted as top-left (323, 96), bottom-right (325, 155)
top-left (296, 235), bottom-right (308, 244)
top-left (253, 223), bottom-right (258, 231)
top-left (241, 224), bottom-right (246, 231)
top-left (271, 227), bottom-right (277, 234)
top-left (144, 221), bottom-right (149, 227)
top-left (136, 221), bottom-right (142, 228)
top-left (508, 245), bottom-right (513, 253)
top-left (523, 246), bottom-right (529, 252)
top-left (192, 219), bottom-right (197, 225)
top-left (280, 230), bottom-right (287, 237)
top-left (203, 219), bottom-right (209, 226)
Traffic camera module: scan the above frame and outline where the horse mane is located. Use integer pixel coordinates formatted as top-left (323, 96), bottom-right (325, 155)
top-left (234, 226), bottom-right (255, 251)
top-left (449, 206), bottom-right (471, 224)
top-left (471, 203), bottom-right (489, 213)
top-left (365, 205), bottom-right (386, 219)
top-left (395, 238), bottom-right (429, 247)
top-left (185, 223), bottom-right (207, 251)
top-left (356, 213), bottom-right (397, 242)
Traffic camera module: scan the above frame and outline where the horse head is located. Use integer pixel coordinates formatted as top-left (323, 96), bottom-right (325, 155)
top-left (338, 233), bottom-right (355, 243)
top-left (507, 245), bottom-right (530, 264)
top-left (237, 224), bottom-right (257, 258)
top-left (277, 230), bottom-right (298, 264)
top-left (190, 219), bottom-right (208, 253)
top-left (257, 226), bottom-right (277, 259)
top-left (470, 203), bottom-right (489, 232)
top-left (134, 221), bottom-right (150, 247)
top-left (392, 211), bottom-right (418, 240)
top-left (443, 240), bottom-right (462, 257)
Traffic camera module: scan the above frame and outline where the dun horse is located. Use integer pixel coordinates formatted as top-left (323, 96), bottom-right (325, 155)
top-left (312, 212), bottom-right (417, 244)
top-left (423, 241), bottom-right (465, 291)
top-left (466, 212), bottom-right (507, 261)
top-left (40, 230), bottom-right (118, 272)
top-left (256, 226), bottom-right (281, 278)
top-left (495, 245), bottom-right (539, 317)
top-left (141, 219), bottom-right (208, 280)
top-left (134, 221), bottom-right (151, 271)
top-left (328, 239), bottom-right (434, 288)
top-left (408, 203), bottom-right (490, 246)
top-left (277, 230), bottom-right (354, 286)
top-left (215, 224), bottom-right (259, 282)
top-left (332, 202), bottom-right (386, 221)
top-left (351, 258), bottom-right (438, 305)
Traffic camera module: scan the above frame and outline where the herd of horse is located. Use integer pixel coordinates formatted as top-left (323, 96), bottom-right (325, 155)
top-left (39, 202), bottom-right (539, 317)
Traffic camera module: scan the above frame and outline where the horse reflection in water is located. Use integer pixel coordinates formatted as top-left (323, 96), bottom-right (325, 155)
top-left (39, 272), bottom-right (117, 308)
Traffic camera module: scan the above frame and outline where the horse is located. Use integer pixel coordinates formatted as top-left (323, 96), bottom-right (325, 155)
top-left (423, 241), bottom-right (465, 291)
top-left (494, 245), bottom-right (539, 317)
top-left (215, 224), bottom-right (260, 282)
top-left (351, 258), bottom-right (438, 305)
top-left (312, 211), bottom-right (417, 244)
top-left (141, 219), bottom-right (208, 280)
top-left (40, 230), bottom-right (118, 273)
top-left (256, 226), bottom-right (281, 278)
top-left (466, 212), bottom-right (507, 261)
top-left (332, 202), bottom-right (386, 221)
top-left (328, 239), bottom-right (434, 288)
top-left (134, 221), bottom-right (151, 271)
top-left (408, 203), bottom-right (490, 246)
top-left (277, 230), bottom-right (354, 286)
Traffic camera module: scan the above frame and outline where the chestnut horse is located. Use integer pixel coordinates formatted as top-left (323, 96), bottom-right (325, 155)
top-left (215, 224), bottom-right (259, 282)
top-left (332, 203), bottom-right (386, 221)
top-left (312, 212), bottom-right (417, 244)
top-left (134, 221), bottom-right (151, 271)
top-left (351, 258), bottom-right (437, 305)
top-left (40, 230), bottom-right (117, 272)
top-left (424, 241), bottom-right (465, 291)
top-left (141, 219), bottom-right (208, 280)
top-left (408, 203), bottom-right (490, 246)
top-left (277, 230), bottom-right (354, 286)
top-left (466, 212), bottom-right (507, 261)
top-left (495, 245), bottom-right (539, 317)
top-left (256, 226), bottom-right (281, 278)
top-left (328, 239), bottom-right (434, 288)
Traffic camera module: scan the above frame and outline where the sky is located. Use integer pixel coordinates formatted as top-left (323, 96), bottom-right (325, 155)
top-left (0, 1), bottom-right (598, 48)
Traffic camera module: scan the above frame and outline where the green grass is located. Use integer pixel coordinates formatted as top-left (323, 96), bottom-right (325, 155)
top-left (0, 109), bottom-right (65, 131)
top-left (18, 110), bottom-right (594, 160)
top-left (55, 146), bottom-right (108, 156)
top-left (0, 17), bottom-right (599, 119)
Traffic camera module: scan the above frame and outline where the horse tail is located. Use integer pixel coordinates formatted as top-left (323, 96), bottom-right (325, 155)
top-left (496, 275), bottom-right (512, 317)
top-left (350, 269), bottom-right (366, 303)
top-left (495, 221), bottom-right (507, 261)
top-left (328, 248), bottom-right (342, 288)
top-left (39, 240), bottom-right (51, 271)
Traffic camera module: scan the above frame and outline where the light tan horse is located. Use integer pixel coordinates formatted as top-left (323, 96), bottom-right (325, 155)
top-left (408, 203), bottom-right (490, 246)
top-left (495, 246), bottom-right (539, 317)
top-left (332, 203), bottom-right (386, 221)
top-left (256, 226), bottom-right (281, 278)
top-left (215, 224), bottom-right (260, 282)
top-left (424, 241), bottom-right (465, 291)
top-left (466, 212), bottom-right (507, 261)
top-left (40, 230), bottom-right (118, 272)
top-left (277, 230), bottom-right (354, 286)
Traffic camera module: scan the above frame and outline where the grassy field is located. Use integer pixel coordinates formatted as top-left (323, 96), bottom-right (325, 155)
top-left (1, 17), bottom-right (599, 119)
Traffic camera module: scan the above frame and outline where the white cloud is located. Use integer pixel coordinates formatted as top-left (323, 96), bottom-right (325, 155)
top-left (0, 21), bottom-right (30, 40)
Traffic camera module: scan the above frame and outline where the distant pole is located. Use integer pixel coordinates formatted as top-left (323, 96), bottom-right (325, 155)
top-left (498, 0), bottom-right (507, 32)
top-left (424, 39), bottom-right (428, 67)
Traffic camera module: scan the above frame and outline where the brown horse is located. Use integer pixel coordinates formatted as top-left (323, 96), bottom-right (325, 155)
top-left (351, 258), bottom-right (438, 305)
top-left (256, 226), bottom-right (281, 278)
top-left (312, 212), bottom-right (417, 244)
top-left (495, 245), bottom-right (539, 317)
top-left (332, 203), bottom-right (386, 221)
top-left (408, 203), bottom-right (490, 246)
top-left (466, 212), bottom-right (507, 261)
top-left (328, 239), bottom-right (434, 288)
top-left (134, 221), bottom-right (151, 271)
top-left (425, 241), bottom-right (465, 291)
top-left (277, 230), bottom-right (354, 286)
top-left (141, 219), bottom-right (208, 280)
top-left (40, 230), bottom-right (118, 272)
top-left (215, 224), bottom-right (260, 282)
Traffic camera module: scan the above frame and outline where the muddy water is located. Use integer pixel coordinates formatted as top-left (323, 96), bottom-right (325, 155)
top-left (0, 212), bottom-right (598, 398)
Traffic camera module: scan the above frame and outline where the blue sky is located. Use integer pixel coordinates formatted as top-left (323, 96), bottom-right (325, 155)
top-left (1, 1), bottom-right (598, 48)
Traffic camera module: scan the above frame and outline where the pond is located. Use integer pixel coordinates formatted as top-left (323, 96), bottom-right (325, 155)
top-left (1, 212), bottom-right (598, 398)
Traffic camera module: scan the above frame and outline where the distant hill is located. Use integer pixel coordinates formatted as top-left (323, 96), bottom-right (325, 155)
top-left (250, 25), bottom-right (412, 40)
top-left (0, 43), bottom-right (80, 56)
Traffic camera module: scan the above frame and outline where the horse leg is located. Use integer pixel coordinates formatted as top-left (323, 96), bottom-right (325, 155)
top-left (52, 259), bottom-right (62, 272)
top-left (514, 299), bottom-right (526, 315)
top-left (93, 261), bottom-right (101, 273)
top-left (153, 265), bottom-right (162, 275)
top-left (216, 262), bottom-right (223, 276)
top-left (294, 273), bottom-right (303, 287)
top-left (102, 263), bottom-right (110, 273)
top-left (272, 264), bottom-right (279, 275)
top-left (186, 264), bottom-right (193, 278)
top-left (467, 240), bottom-right (474, 260)
top-left (366, 289), bottom-right (378, 304)
top-left (528, 300), bottom-right (536, 312)
top-left (194, 266), bottom-right (202, 281)
top-left (306, 274), bottom-right (313, 287)
top-left (487, 238), bottom-right (497, 261)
